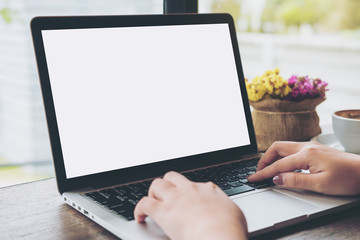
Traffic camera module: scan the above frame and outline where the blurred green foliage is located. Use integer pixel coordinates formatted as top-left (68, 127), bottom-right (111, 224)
top-left (262, 0), bottom-right (360, 32)
top-left (211, 0), bottom-right (241, 30)
top-left (262, 0), bottom-right (327, 27)
top-left (0, 7), bottom-right (13, 23)
top-left (336, 0), bottom-right (360, 30)
top-left (208, 0), bottom-right (360, 33)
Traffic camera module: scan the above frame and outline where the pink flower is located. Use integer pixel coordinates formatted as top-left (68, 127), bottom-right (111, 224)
top-left (284, 75), bottom-right (328, 101)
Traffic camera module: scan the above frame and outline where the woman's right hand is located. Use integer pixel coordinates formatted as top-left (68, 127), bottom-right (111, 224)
top-left (248, 141), bottom-right (360, 196)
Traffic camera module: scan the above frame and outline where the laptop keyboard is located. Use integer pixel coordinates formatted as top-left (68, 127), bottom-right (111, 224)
top-left (82, 157), bottom-right (272, 221)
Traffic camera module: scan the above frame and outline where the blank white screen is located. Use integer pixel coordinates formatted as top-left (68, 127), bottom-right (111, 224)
top-left (42, 23), bottom-right (250, 179)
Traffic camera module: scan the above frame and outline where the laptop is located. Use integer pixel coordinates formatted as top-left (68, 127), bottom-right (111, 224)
top-left (31, 14), bottom-right (360, 239)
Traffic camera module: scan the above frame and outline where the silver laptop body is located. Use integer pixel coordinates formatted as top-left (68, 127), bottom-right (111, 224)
top-left (31, 14), bottom-right (360, 239)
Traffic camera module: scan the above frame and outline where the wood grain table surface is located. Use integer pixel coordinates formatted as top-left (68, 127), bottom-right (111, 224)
top-left (1, 178), bottom-right (360, 240)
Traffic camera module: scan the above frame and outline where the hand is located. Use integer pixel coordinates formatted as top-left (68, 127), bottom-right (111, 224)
top-left (134, 171), bottom-right (248, 240)
top-left (247, 141), bottom-right (360, 196)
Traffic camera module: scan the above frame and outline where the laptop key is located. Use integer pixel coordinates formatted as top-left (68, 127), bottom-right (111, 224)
top-left (227, 181), bottom-right (243, 187)
top-left (112, 208), bottom-right (134, 220)
top-left (244, 158), bottom-right (259, 166)
top-left (120, 210), bottom-right (135, 221)
top-left (239, 179), bottom-right (249, 184)
top-left (224, 185), bottom-right (254, 196)
top-left (128, 185), bottom-right (142, 193)
top-left (247, 180), bottom-right (274, 189)
top-left (246, 166), bottom-right (257, 171)
top-left (114, 188), bottom-right (126, 196)
top-left (234, 168), bottom-right (248, 174)
top-left (218, 183), bottom-right (232, 190)
top-left (224, 175), bottom-right (239, 181)
top-left (236, 173), bottom-right (248, 179)
top-left (212, 179), bottom-right (227, 186)
top-left (85, 192), bottom-right (108, 204)
top-left (128, 198), bottom-right (139, 205)
top-left (141, 181), bottom-right (152, 188)
top-left (131, 192), bottom-right (144, 199)
top-left (116, 195), bottom-right (128, 202)
top-left (106, 202), bottom-right (127, 210)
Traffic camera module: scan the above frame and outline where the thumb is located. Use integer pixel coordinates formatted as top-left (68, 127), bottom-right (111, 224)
top-left (272, 172), bottom-right (319, 192)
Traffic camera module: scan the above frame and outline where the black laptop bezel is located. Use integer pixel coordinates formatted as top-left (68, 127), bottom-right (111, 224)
top-left (31, 13), bottom-right (257, 194)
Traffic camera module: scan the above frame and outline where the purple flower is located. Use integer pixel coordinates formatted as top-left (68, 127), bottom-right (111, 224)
top-left (283, 75), bottom-right (328, 101)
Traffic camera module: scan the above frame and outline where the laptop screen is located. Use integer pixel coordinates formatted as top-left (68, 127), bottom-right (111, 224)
top-left (41, 23), bottom-right (250, 179)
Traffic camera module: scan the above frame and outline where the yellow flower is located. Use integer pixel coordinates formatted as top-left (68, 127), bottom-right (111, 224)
top-left (245, 68), bottom-right (292, 101)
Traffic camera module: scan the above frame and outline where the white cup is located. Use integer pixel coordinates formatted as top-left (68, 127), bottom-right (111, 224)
top-left (332, 110), bottom-right (360, 154)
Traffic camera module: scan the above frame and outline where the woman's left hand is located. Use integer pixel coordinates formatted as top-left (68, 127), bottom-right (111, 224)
top-left (134, 171), bottom-right (248, 240)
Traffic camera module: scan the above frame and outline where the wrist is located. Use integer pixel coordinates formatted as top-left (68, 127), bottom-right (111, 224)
top-left (343, 152), bottom-right (360, 195)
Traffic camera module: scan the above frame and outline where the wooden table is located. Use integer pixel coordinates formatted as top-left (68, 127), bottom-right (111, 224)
top-left (1, 178), bottom-right (360, 240)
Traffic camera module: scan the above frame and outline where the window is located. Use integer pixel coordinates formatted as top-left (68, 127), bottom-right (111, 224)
top-left (200, 0), bottom-right (360, 126)
top-left (0, 0), bottom-right (162, 187)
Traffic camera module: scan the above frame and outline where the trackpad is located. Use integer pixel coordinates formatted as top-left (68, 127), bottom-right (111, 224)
top-left (233, 190), bottom-right (319, 232)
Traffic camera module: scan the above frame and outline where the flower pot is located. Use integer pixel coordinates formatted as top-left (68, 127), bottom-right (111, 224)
top-left (250, 98), bottom-right (325, 151)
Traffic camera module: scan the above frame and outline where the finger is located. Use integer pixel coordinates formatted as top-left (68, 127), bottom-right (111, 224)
top-left (134, 196), bottom-right (161, 223)
top-left (163, 171), bottom-right (191, 187)
top-left (148, 178), bottom-right (175, 200)
top-left (257, 141), bottom-right (308, 171)
top-left (248, 151), bottom-right (310, 182)
top-left (273, 172), bottom-right (323, 193)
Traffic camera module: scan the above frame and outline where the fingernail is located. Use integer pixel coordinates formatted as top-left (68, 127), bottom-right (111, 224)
top-left (273, 175), bottom-right (284, 185)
